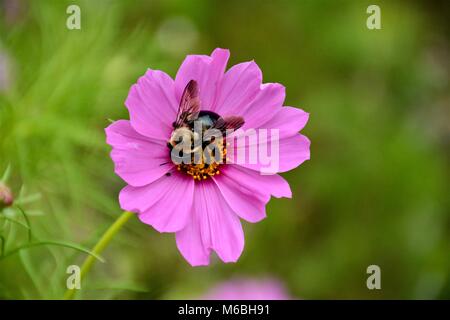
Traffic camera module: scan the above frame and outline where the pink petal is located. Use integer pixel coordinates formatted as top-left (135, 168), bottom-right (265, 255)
top-left (175, 48), bottom-right (230, 110)
top-left (105, 120), bottom-right (172, 187)
top-left (176, 181), bottom-right (244, 266)
top-left (240, 83), bottom-right (286, 129)
top-left (174, 206), bottom-right (211, 266)
top-left (125, 69), bottom-right (178, 140)
top-left (214, 165), bottom-right (291, 223)
top-left (213, 60), bottom-right (262, 115)
top-left (119, 173), bottom-right (194, 233)
top-left (203, 278), bottom-right (291, 300)
top-left (277, 134), bottom-right (311, 172)
top-left (256, 107), bottom-right (309, 138)
top-left (222, 165), bottom-right (292, 199)
top-left (229, 131), bottom-right (310, 174)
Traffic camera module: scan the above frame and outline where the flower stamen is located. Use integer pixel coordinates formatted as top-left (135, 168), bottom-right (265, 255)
top-left (177, 142), bottom-right (226, 181)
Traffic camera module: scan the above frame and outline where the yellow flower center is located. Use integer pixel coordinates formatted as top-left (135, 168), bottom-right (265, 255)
top-left (176, 139), bottom-right (227, 181)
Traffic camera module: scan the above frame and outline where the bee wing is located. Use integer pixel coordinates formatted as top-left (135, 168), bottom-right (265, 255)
top-left (174, 80), bottom-right (200, 128)
top-left (213, 115), bottom-right (245, 132)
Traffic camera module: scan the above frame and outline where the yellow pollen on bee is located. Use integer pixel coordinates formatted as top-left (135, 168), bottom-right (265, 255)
top-left (176, 141), bottom-right (226, 181)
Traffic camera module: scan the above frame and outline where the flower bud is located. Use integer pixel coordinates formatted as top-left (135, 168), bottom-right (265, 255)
top-left (0, 183), bottom-right (13, 209)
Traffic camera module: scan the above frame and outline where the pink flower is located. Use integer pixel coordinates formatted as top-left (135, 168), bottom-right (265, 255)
top-left (105, 48), bottom-right (310, 266)
top-left (202, 278), bottom-right (291, 300)
top-left (0, 183), bottom-right (14, 209)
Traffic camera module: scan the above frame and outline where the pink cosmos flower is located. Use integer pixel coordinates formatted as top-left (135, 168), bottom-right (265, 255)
top-left (202, 278), bottom-right (291, 300)
top-left (0, 182), bottom-right (14, 209)
top-left (105, 48), bottom-right (310, 266)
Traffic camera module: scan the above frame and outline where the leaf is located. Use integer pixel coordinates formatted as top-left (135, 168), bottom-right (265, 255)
top-left (19, 250), bottom-right (44, 298)
top-left (15, 192), bottom-right (42, 205)
top-left (1, 165), bottom-right (11, 182)
top-left (0, 235), bottom-right (5, 256)
top-left (16, 206), bottom-right (32, 242)
top-left (0, 215), bottom-right (30, 231)
top-left (0, 241), bottom-right (105, 263)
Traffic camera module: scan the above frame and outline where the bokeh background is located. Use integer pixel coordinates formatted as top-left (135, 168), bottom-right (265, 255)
top-left (0, 0), bottom-right (449, 299)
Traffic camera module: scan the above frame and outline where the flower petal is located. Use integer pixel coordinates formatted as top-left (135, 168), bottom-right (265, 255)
top-left (176, 181), bottom-right (244, 266)
top-left (240, 83), bottom-right (286, 129)
top-left (213, 60), bottom-right (262, 115)
top-left (277, 134), bottom-right (311, 172)
top-left (255, 107), bottom-right (309, 138)
top-left (214, 165), bottom-right (291, 223)
top-left (125, 69), bottom-right (178, 140)
top-left (119, 173), bottom-right (194, 233)
top-left (174, 207), bottom-right (211, 266)
top-left (175, 48), bottom-right (230, 110)
top-left (105, 120), bottom-right (172, 187)
top-left (223, 165), bottom-right (292, 199)
top-left (229, 131), bottom-right (310, 174)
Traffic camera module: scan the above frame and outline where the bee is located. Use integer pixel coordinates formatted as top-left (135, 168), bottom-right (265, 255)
top-left (167, 80), bottom-right (244, 167)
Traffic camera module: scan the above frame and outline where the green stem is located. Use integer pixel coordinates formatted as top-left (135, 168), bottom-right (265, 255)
top-left (63, 211), bottom-right (133, 300)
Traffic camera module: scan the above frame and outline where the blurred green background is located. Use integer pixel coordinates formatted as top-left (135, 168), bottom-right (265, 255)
top-left (0, 0), bottom-right (449, 299)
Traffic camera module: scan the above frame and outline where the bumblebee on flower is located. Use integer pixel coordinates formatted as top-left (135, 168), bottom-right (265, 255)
top-left (166, 79), bottom-right (243, 180)
top-left (106, 48), bottom-right (310, 266)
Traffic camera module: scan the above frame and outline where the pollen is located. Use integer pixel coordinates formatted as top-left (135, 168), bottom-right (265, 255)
top-left (177, 142), bottom-right (227, 181)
